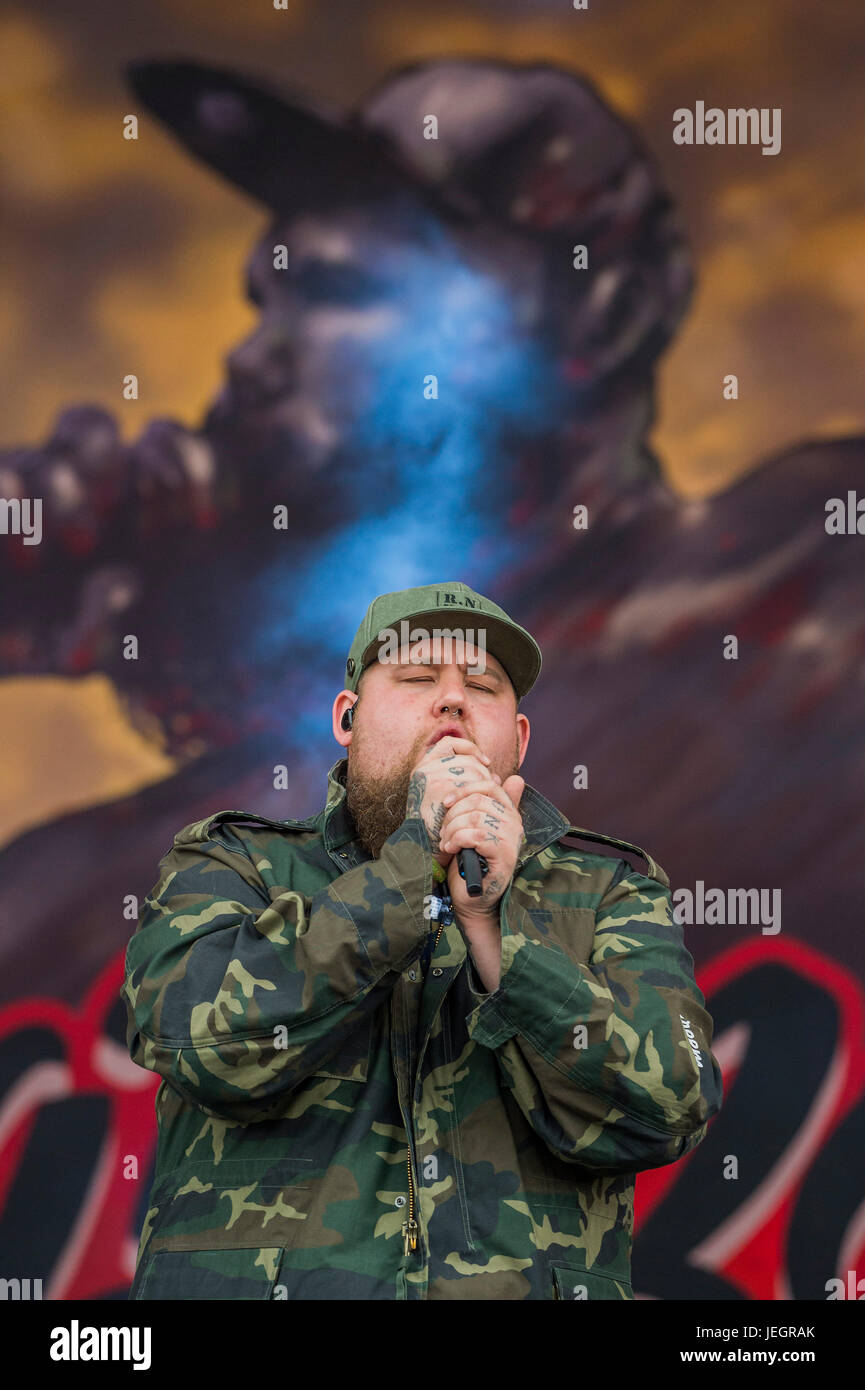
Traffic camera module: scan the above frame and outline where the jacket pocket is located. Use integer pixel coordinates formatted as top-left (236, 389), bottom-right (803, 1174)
top-left (150, 1155), bottom-right (314, 1198)
top-left (131, 1157), bottom-right (314, 1300)
top-left (134, 1246), bottom-right (283, 1300)
top-left (309, 1011), bottom-right (375, 1082)
top-left (551, 1262), bottom-right (633, 1300)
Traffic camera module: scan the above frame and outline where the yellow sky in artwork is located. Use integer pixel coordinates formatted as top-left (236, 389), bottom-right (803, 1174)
top-left (0, 677), bottom-right (175, 849)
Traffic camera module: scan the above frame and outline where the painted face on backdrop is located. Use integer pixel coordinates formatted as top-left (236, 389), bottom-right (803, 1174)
top-left (203, 195), bottom-right (564, 518)
top-left (199, 164), bottom-right (679, 752)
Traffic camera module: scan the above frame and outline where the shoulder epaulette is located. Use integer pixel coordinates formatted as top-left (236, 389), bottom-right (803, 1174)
top-left (174, 809), bottom-right (318, 847)
top-left (557, 824), bottom-right (670, 889)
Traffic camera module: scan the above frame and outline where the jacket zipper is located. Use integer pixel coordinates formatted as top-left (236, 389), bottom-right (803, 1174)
top-left (402, 1148), bottom-right (418, 1256)
top-left (401, 915), bottom-right (445, 1258)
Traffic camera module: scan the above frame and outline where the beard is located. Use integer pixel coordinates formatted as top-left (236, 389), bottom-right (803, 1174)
top-left (344, 724), bottom-right (521, 860)
top-left (345, 750), bottom-right (416, 860)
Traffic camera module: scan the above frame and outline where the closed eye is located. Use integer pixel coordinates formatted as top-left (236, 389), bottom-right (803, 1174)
top-left (402, 677), bottom-right (495, 693)
top-left (300, 260), bottom-right (387, 306)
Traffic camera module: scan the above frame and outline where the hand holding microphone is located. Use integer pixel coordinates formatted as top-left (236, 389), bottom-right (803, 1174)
top-left (457, 845), bottom-right (488, 897)
top-left (405, 736), bottom-right (496, 871)
top-left (406, 735), bottom-right (526, 915)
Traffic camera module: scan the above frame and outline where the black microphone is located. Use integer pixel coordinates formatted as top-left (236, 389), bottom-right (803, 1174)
top-left (458, 847), bottom-right (488, 897)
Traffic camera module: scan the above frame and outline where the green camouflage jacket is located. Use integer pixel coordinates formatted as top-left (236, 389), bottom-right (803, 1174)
top-left (122, 757), bottom-right (722, 1300)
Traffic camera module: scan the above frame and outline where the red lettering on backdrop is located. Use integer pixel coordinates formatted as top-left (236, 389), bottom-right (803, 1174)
top-left (0, 937), bottom-right (862, 1299)
top-left (634, 939), bottom-right (865, 1301)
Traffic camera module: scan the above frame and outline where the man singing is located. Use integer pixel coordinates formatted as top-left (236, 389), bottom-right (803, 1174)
top-left (122, 580), bottom-right (722, 1300)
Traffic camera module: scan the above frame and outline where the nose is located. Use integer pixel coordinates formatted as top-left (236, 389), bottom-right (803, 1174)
top-left (433, 677), bottom-right (467, 720)
top-left (226, 324), bottom-right (294, 406)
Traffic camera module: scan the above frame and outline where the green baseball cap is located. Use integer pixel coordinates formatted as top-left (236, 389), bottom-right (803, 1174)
top-left (344, 581), bottom-right (542, 700)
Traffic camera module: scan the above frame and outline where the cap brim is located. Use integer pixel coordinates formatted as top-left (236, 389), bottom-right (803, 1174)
top-left (127, 59), bottom-right (446, 214)
top-left (360, 608), bottom-right (540, 700)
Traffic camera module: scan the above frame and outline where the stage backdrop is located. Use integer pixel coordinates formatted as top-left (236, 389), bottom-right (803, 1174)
top-left (1, 0), bottom-right (863, 1301)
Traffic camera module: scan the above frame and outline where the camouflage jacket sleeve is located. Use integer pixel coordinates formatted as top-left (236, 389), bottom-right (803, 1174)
top-left (122, 816), bottom-right (434, 1123)
top-left (464, 857), bottom-right (723, 1174)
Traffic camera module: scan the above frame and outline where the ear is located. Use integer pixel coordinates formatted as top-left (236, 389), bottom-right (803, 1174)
top-left (332, 690), bottom-right (356, 748)
top-left (516, 712), bottom-right (530, 767)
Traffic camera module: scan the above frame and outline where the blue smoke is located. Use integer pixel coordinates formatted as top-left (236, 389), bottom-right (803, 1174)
top-left (240, 224), bottom-right (567, 752)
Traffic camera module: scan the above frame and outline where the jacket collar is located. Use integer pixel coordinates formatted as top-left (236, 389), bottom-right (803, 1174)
top-left (321, 757), bottom-right (571, 866)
